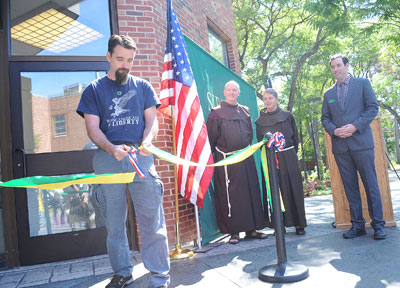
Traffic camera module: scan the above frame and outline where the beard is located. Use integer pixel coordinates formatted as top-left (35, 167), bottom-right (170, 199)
top-left (115, 68), bottom-right (129, 84)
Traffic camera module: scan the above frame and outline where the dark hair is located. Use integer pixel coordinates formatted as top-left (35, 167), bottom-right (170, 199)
top-left (330, 54), bottom-right (349, 66)
top-left (263, 88), bottom-right (278, 98)
top-left (108, 34), bottom-right (137, 55)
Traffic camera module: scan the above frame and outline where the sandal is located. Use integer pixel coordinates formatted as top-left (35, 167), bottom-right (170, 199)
top-left (245, 230), bottom-right (268, 239)
top-left (229, 234), bottom-right (240, 244)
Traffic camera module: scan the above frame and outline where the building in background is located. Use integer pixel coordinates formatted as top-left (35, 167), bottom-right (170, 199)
top-left (0, 0), bottom-right (241, 268)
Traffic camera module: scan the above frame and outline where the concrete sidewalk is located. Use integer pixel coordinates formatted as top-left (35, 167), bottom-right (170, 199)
top-left (1, 171), bottom-right (400, 288)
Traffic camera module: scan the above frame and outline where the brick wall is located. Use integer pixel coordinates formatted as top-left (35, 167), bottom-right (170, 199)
top-left (116, 0), bottom-right (241, 247)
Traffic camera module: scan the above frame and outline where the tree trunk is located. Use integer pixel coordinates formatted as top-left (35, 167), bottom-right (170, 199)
top-left (395, 116), bottom-right (400, 164)
top-left (313, 116), bottom-right (323, 177)
top-left (299, 122), bottom-right (308, 181)
top-left (287, 28), bottom-right (327, 112)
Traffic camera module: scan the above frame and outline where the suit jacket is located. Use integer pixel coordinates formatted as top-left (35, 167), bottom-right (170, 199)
top-left (321, 76), bottom-right (378, 154)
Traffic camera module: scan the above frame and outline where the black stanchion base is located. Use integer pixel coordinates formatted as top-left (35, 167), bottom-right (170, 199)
top-left (258, 263), bottom-right (309, 283)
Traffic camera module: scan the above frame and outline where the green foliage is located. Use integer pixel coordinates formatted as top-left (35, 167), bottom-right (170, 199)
top-left (233, 0), bottom-right (400, 167)
top-left (303, 179), bottom-right (332, 197)
top-left (303, 164), bottom-right (332, 196)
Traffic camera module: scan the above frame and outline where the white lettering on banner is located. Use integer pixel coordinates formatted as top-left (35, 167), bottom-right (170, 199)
top-left (207, 91), bottom-right (221, 111)
top-left (107, 116), bottom-right (140, 127)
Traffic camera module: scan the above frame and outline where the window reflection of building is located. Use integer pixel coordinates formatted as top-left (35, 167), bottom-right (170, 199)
top-left (21, 76), bottom-right (92, 154)
top-left (53, 114), bottom-right (67, 136)
top-left (33, 82), bottom-right (90, 153)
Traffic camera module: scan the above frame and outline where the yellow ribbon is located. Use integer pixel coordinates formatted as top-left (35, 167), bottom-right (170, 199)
top-left (140, 139), bottom-right (267, 167)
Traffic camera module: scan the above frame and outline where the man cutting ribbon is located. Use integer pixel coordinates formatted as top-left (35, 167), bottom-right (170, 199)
top-left (76, 35), bottom-right (170, 288)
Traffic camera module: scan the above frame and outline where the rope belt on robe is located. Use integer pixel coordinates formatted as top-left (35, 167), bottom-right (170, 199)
top-left (215, 145), bottom-right (249, 218)
top-left (276, 146), bottom-right (294, 152)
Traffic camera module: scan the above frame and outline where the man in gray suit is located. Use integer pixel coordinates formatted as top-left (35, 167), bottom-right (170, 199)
top-left (321, 54), bottom-right (386, 240)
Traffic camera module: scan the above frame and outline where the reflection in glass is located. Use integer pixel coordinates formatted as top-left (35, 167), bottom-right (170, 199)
top-left (20, 71), bottom-right (105, 154)
top-left (208, 29), bottom-right (229, 67)
top-left (0, 149), bottom-right (4, 252)
top-left (53, 114), bottom-right (67, 136)
top-left (0, 149), bottom-right (2, 202)
top-left (11, 0), bottom-right (110, 56)
top-left (28, 182), bottom-right (105, 237)
top-left (0, 209), bottom-right (5, 253)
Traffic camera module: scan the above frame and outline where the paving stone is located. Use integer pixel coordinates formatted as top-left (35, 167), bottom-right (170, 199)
top-left (0, 272), bottom-right (25, 284)
top-left (70, 262), bottom-right (92, 274)
top-left (18, 279), bottom-right (49, 287)
top-left (93, 258), bottom-right (113, 275)
top-left (0, 282), bottom-right (19, 288)
top-left (50, 270), bottom-right (92, 282)
top-left (52, 264), bottom-right (70, 275)
top-left (21, 268), bottom-right (52, 282)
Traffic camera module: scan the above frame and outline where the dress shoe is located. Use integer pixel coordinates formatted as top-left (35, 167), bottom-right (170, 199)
top-left (296, 227), bottom-right (305, 235)
top-left (373, 228), bottom-right (386, 240)
top-left (343, 227), bottom-right (366, 239)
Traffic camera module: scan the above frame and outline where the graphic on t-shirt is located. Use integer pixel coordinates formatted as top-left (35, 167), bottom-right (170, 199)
top-left (110, 89), bottom-right (136, 117)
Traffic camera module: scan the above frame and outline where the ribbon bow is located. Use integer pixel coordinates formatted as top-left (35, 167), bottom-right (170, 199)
top-left (128, 147), bottom-right (146, 178)
top-left (266, 132), bottom-right (286, 169)
top-left (267, 132), bottom-right (286, 151)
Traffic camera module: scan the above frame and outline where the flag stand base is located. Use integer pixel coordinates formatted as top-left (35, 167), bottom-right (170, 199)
top-left (193, 242), bottom-right (220, 253)
top-left (169, 243), bottom-right (194, 260)
top-left (259, 263), bottom-right (309, 283)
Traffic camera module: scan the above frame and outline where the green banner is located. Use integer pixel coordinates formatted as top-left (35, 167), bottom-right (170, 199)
top-left (184, 35), bottom-right (262, 244)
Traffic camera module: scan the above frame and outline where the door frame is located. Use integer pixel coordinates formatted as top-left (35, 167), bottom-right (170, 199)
top-left (1, 0), bottom-right (119, 268)
top-left (9, 61), bottom-right (111, 265)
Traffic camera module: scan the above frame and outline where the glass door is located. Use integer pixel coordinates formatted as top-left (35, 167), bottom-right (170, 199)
top-left (10, 61), bottom-right (109, 265)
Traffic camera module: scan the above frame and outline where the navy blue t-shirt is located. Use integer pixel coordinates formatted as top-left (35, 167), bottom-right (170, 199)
top-left (77, 75), bottom-right (160, 144)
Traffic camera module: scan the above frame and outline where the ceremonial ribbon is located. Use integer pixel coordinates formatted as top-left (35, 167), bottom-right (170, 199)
top-left (0, 173), bottom-right (136, 190)
top-left (140, 139), bottom-right (267, 168)
top-left (260, 146), bottom-right (272, 218)
top-left (1, 132), bottom-right (290, 213)
top-left (128, 147), bottom-right (146, 178)
top-left (260, 146), bottom-right (285, 214)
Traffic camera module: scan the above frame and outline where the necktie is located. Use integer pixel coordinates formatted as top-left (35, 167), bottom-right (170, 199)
top-left (339, 82), bottom-right (346, 108)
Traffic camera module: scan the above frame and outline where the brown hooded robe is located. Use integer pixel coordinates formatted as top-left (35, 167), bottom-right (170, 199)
top-left (206, 101), bottom-right (265, 234)
top-left (255, 107), bottom-right (306, 228)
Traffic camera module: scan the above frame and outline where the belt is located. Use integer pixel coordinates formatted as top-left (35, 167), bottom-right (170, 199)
top-left (276, 145), bottom-right (294, 152)
top-left (122, 142), bottom-right (141, 148)
top-left (215, 145), bottom-right (249, 218)
top-left (124, 142), bottom-right (141, 147)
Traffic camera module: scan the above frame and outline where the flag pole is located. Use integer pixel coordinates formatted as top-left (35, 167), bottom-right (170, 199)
top-left (194, 205), bottom-right (202, 250)
top-left (169, 106), bottom-right (194, 260)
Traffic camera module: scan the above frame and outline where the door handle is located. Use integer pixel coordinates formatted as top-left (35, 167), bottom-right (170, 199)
top-left (15, 148), bottom-right (27, 177)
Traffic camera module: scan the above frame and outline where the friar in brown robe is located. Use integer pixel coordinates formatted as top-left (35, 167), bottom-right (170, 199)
top-left (206, 81), bottom-right (266, 243)
top-left (255, 88), bottom-right (307, 235)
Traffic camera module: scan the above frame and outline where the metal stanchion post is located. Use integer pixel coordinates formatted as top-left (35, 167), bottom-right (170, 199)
top-left (258, 133), bottom-right (309, 283)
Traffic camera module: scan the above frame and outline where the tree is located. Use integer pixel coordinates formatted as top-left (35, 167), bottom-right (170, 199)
top-left (233, 0), bottom-right (400, 171)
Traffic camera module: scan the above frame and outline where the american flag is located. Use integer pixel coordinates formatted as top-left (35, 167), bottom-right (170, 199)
top-left (159, 0), bottom-right (214, 208)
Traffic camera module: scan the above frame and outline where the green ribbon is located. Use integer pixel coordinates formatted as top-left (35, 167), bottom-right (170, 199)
top-left (0, 173), bottom-right (135, 189)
